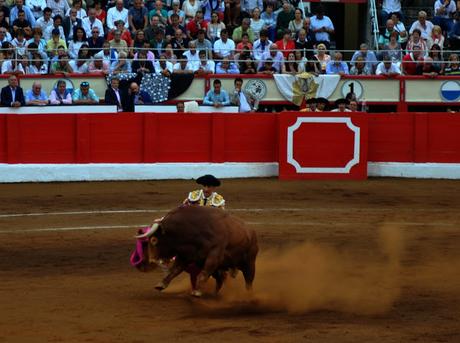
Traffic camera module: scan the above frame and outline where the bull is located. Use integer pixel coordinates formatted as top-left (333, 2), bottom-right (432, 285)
top-left (131, 205), bottom-right (258, 297)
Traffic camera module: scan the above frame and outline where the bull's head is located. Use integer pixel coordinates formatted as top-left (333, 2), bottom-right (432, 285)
top-left (130, 223), bottom-right (161, 272)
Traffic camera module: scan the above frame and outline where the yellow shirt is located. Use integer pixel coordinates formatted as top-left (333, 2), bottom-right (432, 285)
top-left (184, 189), bottom-right (225, 209)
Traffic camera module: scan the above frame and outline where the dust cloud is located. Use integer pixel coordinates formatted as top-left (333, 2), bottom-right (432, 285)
top-left (218, 224), bottom-right (404, 315)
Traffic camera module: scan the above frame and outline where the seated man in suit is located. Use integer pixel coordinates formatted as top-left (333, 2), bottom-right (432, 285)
top-left (122, 82), bottom-right (152, 112)
top-left (104, 77), bottom-right (123, 112)
top-left (1, 74), bottom-right (25, 107)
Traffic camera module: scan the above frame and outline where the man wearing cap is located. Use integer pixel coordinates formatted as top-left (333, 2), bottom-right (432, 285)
top-left (184, 174), bottom-right (225, 209)
top-left (72, 81), bottom-right (99, 104)
top-left (331, 98), bottom-right (351, 112)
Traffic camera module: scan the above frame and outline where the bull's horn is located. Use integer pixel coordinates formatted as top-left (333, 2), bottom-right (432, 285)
top-left (134, 223), bottom-right (159, 239)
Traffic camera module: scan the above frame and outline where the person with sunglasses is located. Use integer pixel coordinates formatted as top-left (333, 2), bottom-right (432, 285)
top-left (72, 81), bottom-right (99, 105)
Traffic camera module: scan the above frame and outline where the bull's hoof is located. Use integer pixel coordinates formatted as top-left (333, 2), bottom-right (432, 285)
top-left (154, 281), bottom-right (167, 291)
top-left (190, 289), bottom-right (203, 297)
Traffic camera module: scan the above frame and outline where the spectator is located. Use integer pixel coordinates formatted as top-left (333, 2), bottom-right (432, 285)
top-left (173, 57), bottom-right (194, 73)
top-left (44, 14), bottom-right (64, 41)
top-left (171, 28), bottom-right (189, 56)
top-left (314, 44), bottom-right (330, 74)
top-left (236, 32), bottom-right (252, 52)
top-left (351, 43), bottom-right (378, 74)
top-left (299, 53), bottom-right (321, 74)
top-left (258, 43), bottom-right (284, 73)
top-left (87, 26), bottom-right (104, 56)
top-left (176, 101), bottom-right (185, 112)
top-left (348, 99), bottom-right (359, 112)
top-left (288, 8), bottom-right (303, 37)
top-left (35, 7), bottom-right (53, 34)
top-left (378, 19), bottom-right (397, 49)
top-left (428, 25), bottom-right (445, 49)
top-left (237, 47), bottom-right (256, 73)
top-left (104, 77), bottom-right (123, 111)
top-left (68, 26), bottom-right (87, 59)
top-left (150, 0), bottom-right (168, 25)
top-left (261, 3), bottom-right (276, 42)
top-left (433, 0), bottom-right (456, 34)
top-left (203, 79), bottom-right (230, 107)
top-left (65, 0), bottom-right (86, 19)
top-left (215, 56), bottom-right (239, 73)
top-left (401, 46), bottom-right (423, 75)
top-left (295, 27), bottom-right (315, 60)
top-left (12, 9), bottom-right (32, 36)
top-left (186, 10), bottom-right (208, 40)
top-left (207, 11), bottom-right (225, 42)
top-left (123, 81), bottom-right (152, 111)
top-left (129, 0), bottom-right (148, 35)
top-left (275, 28), bottom-right (295, 58)
top-left (449, 11), bottom-right (460, 50)
top-left (154, 54), bottom-right (173, 76)
top-left (331, 98), bottom-right (351, 112)
top-left (232, 17), bottom-right (255, 44)
top-left (182, 0), bottom-right (202, 24)
top-left (72, 81), bottom-right (99, 104)
top-left (46, 28), bottom-right (67, 56)
top-left (134, 41), bottom-right (155, 61)
top-left (310, 5), bottom-right (334, 48)
top-left (49, 79), bottom-right (72, 105)
top-left (258, 57), bottom-right (277, 74)
top-left (429, 44), bottom-right (444, 74)
top-left (25, 80), bottom-right (49, 105)
top-left (381, 0), bottom-right (403, 24)
top-left (46, 0), bottom-right (69, 18)
top-left (183, 40), bottom-right (200, 69)
top-left (164, 42), bottom-right (178, 64)
top-left (383, 31), bottom-right (402, 63)
top-left (133, 30), bottom-right (147, 51)
top-left (110, 29), bottom-right (129, 56)
top-left (108, 20), bottom-right (133, 48)
top-left (107, 0), bottom-right (129, 31)
top-left (50, 53), bottom-right (72, 73)
top-left (11, 0), bottom-right (36, 28)
top-left (203, 0), bottom-right (224, 22)
top-left (213, 28), bottom-right (235, 59)
top-left (82, 7), bottom-right (104, 38)
top-left (391, 12), bottom-right (408, 48)
top-left (316, 97), bottom-right (329, 111)
top-left (406, 29), bottom-right (428, 54)
top-left (0, 0), bottom-right (10, 24)
top-left (28, 51), bottom-right (48, 73)
top-left (94, 41), bottom-right (118, 64)
top-left (225, 0), bottom-right (241, 27)
top-left (252, 28), bottom-right (272, 61)
top-left (376, 54), bottom-right (401, 76)
top-left (111, 51), bottom-right (132, 73)
top-left (132, 50), bottom-right (155, 74)
top-left (1, 74), bottom-right (25, 107)
top-left (326, 51), bottom-right (349, 75)
top-left (276, 1), bottom-right (294, 39)
top-left (168, 0), bottom-right (185, 25)
top-left (350, 55), bottom-right (372, 75)
top-left (409, 11), bottom-right (434, 41)
top-left (416, 56), bottom-right (439, 77)
top-left (231, 77), bottom-right (254, 112)
top-left (88, 56), bottom-right (110, 74)
top-left (94, 1), bottom-right (106, 25)
top-left (11, 29), bottom-right (27, 56)
top-left (281, 51), bottom-right (299, 74)
top-left (27, 27), bottom-right (47, 55)
top-left (145, 16), bottom-right (164, 42)
top-left (62, 6), bottom-right (82, 41)
top-left (0, 27), bottom-right (10, 44)
top-left (193, 28), bottom-right (212, 53)
top-left (444, 53), bottom-right (460, 75)
top-left (150, 28), bottom-right (166, 58)
top-left (68, 48), bottom-right (89, 73)
top-left (250, 7), bottom-right (264, 40)
top-left (194, 49), bottom-right (215, 74)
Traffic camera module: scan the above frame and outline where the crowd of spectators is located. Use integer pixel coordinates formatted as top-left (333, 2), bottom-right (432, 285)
top-left (0, 0), bottom-right (459, 81)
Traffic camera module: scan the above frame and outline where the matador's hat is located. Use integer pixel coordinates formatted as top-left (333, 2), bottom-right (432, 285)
top-left (196, 174), bottom-right (221, 187)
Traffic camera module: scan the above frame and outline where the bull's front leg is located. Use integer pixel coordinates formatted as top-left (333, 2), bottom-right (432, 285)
top-left (155, 262), bottom-right (184, 291)
top-left (192, 248), bottom-right (224, 297)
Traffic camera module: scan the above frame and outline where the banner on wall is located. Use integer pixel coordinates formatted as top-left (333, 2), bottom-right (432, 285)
top-left (273, 73), bottom-right (340, 105)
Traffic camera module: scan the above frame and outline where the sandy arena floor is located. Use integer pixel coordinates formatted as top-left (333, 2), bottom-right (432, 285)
top-left (0, 178), bottom-right (460, 343)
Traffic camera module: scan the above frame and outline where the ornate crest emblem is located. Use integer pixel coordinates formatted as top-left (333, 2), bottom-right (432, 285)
top-left (244, 79), bottom-right (267, 100)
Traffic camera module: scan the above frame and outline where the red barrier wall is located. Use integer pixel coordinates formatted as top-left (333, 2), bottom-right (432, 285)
top-left (1, 112), bottom-right (460, 164)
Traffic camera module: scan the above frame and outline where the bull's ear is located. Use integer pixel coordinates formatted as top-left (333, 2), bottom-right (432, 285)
top-left (150, 236), bottom-right (158, 246)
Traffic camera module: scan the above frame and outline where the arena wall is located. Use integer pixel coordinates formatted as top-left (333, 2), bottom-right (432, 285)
top-left (1, 112), bottom-right (460, 181)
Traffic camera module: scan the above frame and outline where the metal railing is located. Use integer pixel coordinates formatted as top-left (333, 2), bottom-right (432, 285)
top-left (369, 0), bottom-right (380, 51)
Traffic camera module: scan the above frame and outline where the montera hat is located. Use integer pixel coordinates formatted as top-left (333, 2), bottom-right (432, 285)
top-left (196, 174), bottom-right (221, 187)
top-left (306, 98), bottom-right (317, 104)
top-left (316, 97), bottom-right (329, 104)
top-left (335, 98), bottom-right (350, 106)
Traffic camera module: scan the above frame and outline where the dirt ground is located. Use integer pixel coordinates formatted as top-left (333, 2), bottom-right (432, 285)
top-left (1, 178), bottom-right (460, 343)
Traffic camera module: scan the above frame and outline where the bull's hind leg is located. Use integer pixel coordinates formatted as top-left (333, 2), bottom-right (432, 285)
top-left (155, 262), bottom-right (184, 291)
top-left (212, 270), bottom-right (228, 294)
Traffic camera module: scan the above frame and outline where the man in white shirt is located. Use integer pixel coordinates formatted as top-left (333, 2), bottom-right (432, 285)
top-left (433, 0), bottom-right (456, 33)
top-left (107, 0), bottom-right (129, 31)
top-left (154, 54), bottom-right (174, 76)
top-left (252, 29), bottom-right (272, 61)
top-left (0, 27), bottom-right (12, 43)
top-left (213, 29), bottom-right (235, 60)
top-left (310, 5), bottom-right (334, 48)
top-left (409, 11), bottom-right (434, 40)
top-left (35, 7), bottom-right (53, 33)
top-left (183, 41), bottom-right (200, 70)
top-left (69, 55), bottom-right (89, 73)
top-left (26, 0), bottom-right (46, 19)
top-left (82, 7), bottom-right (104, 37)
top-left (376, 54), bottom-right (401, 76)
top-left (258, 43), bottom-right (284, 73)
top-left (231, 78), bottom-right (254, 113)
top-left (381, 0), bottom-right (402, 24)
top-left (46, 0), bottom-right (69, 18)
top-left (194, 49), bottom-right (215, 74)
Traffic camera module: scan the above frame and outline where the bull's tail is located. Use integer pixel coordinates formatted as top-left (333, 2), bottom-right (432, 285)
top-left (242, 230), bottom-right (258, 290)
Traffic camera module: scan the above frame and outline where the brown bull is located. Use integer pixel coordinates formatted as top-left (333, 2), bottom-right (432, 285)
top-left (133, 205), bottom-right (258, 297)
